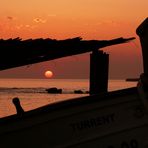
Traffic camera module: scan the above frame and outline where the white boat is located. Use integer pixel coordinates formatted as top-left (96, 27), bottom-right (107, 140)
top-left (0, 17), bottom-right (147, 148)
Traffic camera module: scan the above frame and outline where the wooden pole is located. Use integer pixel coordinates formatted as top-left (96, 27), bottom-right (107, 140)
top-left (89, 50), bottom-right (109, 95)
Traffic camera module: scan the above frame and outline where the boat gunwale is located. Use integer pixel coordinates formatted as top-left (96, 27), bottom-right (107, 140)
top-left (0, 87), bottom-right (137, 124)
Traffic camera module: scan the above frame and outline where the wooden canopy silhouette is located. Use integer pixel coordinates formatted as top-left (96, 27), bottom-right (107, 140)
top-left (0, 37), bottom-right (135, 70)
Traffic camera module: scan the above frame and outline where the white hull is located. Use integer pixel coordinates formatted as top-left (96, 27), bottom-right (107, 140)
top-left (0, 87), bottom-right (147, 147)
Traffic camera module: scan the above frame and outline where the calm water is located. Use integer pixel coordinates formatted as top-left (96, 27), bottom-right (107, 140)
top-left (0, 79), bottom-right (137, 118)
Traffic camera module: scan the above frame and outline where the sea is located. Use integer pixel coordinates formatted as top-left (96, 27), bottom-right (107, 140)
top-left (0, 78), bottom-right (137, 118)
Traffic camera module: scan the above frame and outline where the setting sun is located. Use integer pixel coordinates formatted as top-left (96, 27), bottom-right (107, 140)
top-left (44, 70), bottom-right (53, 78)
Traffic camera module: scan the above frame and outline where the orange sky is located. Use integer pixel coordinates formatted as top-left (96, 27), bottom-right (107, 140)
top-left (0, 0), bottom-right (147, 79)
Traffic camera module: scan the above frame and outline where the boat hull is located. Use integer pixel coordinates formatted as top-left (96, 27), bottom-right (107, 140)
top-left (0, 87), bottom-right (147, 147)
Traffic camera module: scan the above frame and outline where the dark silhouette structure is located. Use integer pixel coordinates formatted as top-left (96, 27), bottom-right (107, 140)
top-left (136, 17), bottom-right (148, 90)
top-left (46, 87), bottom-right (62, 94)
top-left (74, 90), bottom-right (84, 94)
top-left (0, 37), bottom-right (134, 70)
top-left (12, 97), bottom-right (24, 116)
top-left (0, 36), bottom-right (135, 94)
top-left (90, 50), bottom-right (109, 94)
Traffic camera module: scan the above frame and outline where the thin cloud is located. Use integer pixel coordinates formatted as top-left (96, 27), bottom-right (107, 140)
top-left (15, 24), bottom-right (23, 29)
top-left (7, 16), bottom-right (17, 21)
top-left (7, 16), bottom-right (13, 20)
top-left (94, 20), bottom-right (122, 27)
top-left (33, 18), bottom-right (46, 23)
top-left (48, 14), bottom-right (57, 17)
top-left (15, 24), bottom-right (37, 30)
top-left (25, 25), bottom-right (30, 28)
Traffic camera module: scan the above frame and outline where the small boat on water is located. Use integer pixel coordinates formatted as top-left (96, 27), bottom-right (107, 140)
top-left (0, 18), bottom-right (147, 148)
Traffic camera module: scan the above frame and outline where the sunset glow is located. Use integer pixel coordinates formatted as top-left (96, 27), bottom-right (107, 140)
top-left (0, 0), bottom-right (147, 39)
top-left (0, 0), bottom-right (147, 79)
top-left (44, 70), bottom-right (53, 78)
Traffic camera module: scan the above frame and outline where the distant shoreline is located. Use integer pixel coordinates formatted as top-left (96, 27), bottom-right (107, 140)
top-left (125, 78), bottom-right (139, 82)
